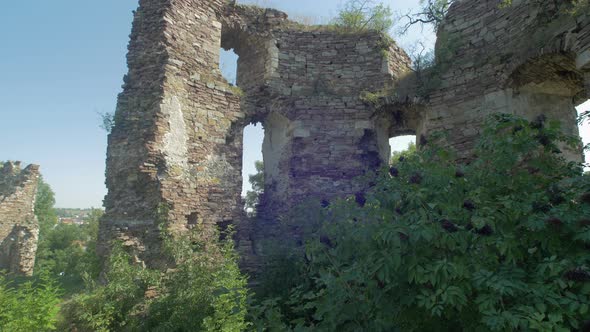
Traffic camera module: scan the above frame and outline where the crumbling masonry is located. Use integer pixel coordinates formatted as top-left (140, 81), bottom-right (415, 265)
top-left (0, 162), bottom-right (40, 276)
top-left (100, 0), bottom-right (590, 271)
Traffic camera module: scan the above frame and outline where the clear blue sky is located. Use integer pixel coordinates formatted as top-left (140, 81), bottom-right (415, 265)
top-left (1, 1), bottom-right (588, 208)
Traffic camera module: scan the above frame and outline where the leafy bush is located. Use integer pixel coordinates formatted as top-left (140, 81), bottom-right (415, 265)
top-left (59, 244), bottom-right (159, 331)
top-left (35, 177), bottom-right (58, 230)
top-left (332, 0), bottom-right (394, 33)
top-left (391, 141), bottom-right (417, 165)
top-left (142, 226), bottom-right (249, 331)
top-left (60, 225), bottom-right (249, 332)
top-left (0, 274), bottom-right (62, 332)
top-left (252, 114), bottom-right (590, 331)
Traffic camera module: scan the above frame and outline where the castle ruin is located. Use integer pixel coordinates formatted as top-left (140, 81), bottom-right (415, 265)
top-left (0, 162), bottom-right (41, 276)
top-left (100, 0), bottom-right (590, 271)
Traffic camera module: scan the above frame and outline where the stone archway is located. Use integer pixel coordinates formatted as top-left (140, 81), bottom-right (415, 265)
top-left (504, 52), bottom-right (587, 161)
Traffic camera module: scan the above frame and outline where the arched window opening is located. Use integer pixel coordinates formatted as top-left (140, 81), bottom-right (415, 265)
top-left (243, 123), bottom-right (264, 216)
top-left (389, 135), bottom-right (417, 165)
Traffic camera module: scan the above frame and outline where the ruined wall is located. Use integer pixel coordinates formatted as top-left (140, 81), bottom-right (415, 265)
top-left (417, 0), bottom-right (590, 160)
top-left (102, 0), bottom-right (589, 273)
top-left (0, 162), bottom-right (40, 276)
top-left (101, 0), bottom-right (248, 267)
top-left (101, 0), bottom-right (411, 270)
top-left (253, 29), bottom-right (410, 233)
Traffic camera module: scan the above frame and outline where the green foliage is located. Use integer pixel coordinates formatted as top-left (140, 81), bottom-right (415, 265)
top-left (359, 83), bottom-right (399, 107)
top-left (33, 178), bottom-right (101, 295)
top-left (35, 177), bottom-right (58, 231)
top-left (402, 0), bottom-right (513, 33)
top-left (398, 0), bottom-right (453, 34)
top-left (59, 244), bottom-right (159, 331)
top-left (143, 225), bottom-right (249, 331)
top-left (99, 112), bottom-right (116, 133)
top-left (34, 209), bottom-right (102, 295)
top-left (252, 114), bottom-right (590, 331)
top-left (569, 0), bottom-right (590, 16)
top-left (60, 224), bottom-right (249, 332)
top-left (332, 0), bottom-right (394, 33)
top-left (0, 274), bottom-right (62, 332)
top-left (391, 141), bottom-right (417, 165)
top-left (245, 160), bottom-right (264, 217)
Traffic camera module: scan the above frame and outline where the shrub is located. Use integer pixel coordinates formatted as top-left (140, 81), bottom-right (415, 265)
top-left (0, 274), bottom-right (62, 332)
top-left (34, 210), bottom-right (101, 295)
top-left (60, 224), bottom-right (249, 332)
top-left (252, 114), bottom-right (590, 331)
top-left (59, 244), bottom-right (157, 331)
top-left (332, 0), bottom-right (394, 33)
top-left (142, 226), bottom-right (249, 331)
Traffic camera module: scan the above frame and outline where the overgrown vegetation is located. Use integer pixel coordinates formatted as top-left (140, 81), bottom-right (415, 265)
top-left (394, 27), bottom-right (462, 100)
top-left (331, 0), bottom-right (394, 33)
top-left (4, 114), bottom-right (590, 331)
top-left (0, 274), bottom-right (62, 331)
top-left (99, 112), bottom-right (116, 133)
top-left (249, 114), bottom-right (590, 331)
top-left (33, 179), bottom-right (101, 295)
top-left (391, 141), bottom-right (417, 165)
top-left (3, 1), bottom-right (590, 330)
top-left (60, 223), bottom-right (249, 332)
top-left (34, 210), bottom-right (101, 295)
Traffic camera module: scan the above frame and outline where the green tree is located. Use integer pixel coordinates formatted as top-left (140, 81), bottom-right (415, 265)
top-left (35, 177), bottom-right (58, 232)
top-left (390, 141), bottom-right (417, 165)
top-left (34, 210), bottom-right (101, 295)
top-left (332, 0), bottom-right (394, 33)
top-left (33, 178), bottom-right (101, 295)
top-left (245, 160), bottom-right (264, 217)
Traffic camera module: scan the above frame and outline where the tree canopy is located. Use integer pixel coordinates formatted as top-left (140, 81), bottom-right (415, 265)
top-left (332, 0), bottom-right (394, 33)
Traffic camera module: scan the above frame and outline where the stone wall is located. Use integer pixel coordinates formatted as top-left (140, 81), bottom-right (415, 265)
top-left (0, 161), bottom-right (40, 276)
top-left (412, 0), bottom-right (590, 160)
top-left (100, 0), bottom-right (412, 270)
top-left (100, 0), bottom-right (246, 267)
top-left (101, 0), bottom-right (589, 272)
top-left (251, 28), bottom-right (410, 232)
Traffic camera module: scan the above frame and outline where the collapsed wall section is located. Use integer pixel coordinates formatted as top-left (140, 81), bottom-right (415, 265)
top-left (0, 161), bottom-right (40, 276)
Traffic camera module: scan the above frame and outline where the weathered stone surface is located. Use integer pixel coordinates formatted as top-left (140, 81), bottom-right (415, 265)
top-left (0, 161), bottom-right (40, 276)
top-left (406, 0), bottom-right (590, 161)
top-left (100, 0), bottom-right (411, 272)
top-left (101, 0), bottom-right (589, 273)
